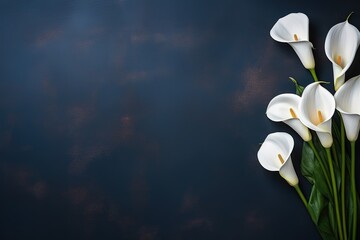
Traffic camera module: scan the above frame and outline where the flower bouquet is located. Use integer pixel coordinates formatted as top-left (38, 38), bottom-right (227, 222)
top-left (258, 13), bottom-right (360, 240)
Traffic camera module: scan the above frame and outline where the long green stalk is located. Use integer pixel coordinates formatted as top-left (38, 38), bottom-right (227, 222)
top-left (332, 144), bottom-right (340, 168)
top-left (350, 141), bottom-right (357, 240)
top-left (340, 120), bottom-right (347, 240)
top-left (326, 147), bottom-right (344, 240)
top-left (294, 184), bottom-right (308, 209)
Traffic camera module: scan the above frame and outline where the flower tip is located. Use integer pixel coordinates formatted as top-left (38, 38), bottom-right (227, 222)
top-left (289, 77), bottom-right (296, 83)
top-left (347, 12), bottom-right (354, 21)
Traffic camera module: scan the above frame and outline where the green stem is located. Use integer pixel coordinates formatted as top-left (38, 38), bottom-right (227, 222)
top-left (294, 184), bottom-right (322, 233)
top-left (351, 141), bottom-right (357, 240)
top-left (326, 147), bottom-right (344, 240)
top-left (309, 68), bottom-right (319, 82)
top-left (332, 144), bottom-right (340, 168)
top-left (308, 140), bottom-right (332, 193)
top-left (341, 119), bottom-right (347, 240)
top-left (294, 184), bottom-right (308, 209)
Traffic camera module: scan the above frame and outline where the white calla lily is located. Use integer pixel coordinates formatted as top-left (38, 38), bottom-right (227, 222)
top-left (270, 13), bottom-right (315, 69)
top-left (266, 93), bottom-right (311, 141)
top-left (334, 75), bottom-right (360, 141)
top-left (325, 18), bottom-right (360, 91)
top-left (257, 132), bottom-right (298, 186)
top-left (299, 82), bottom-right (335, 148)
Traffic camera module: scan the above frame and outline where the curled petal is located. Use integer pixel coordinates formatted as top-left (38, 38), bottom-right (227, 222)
top-left (316, 130), bottom-right (333, 148)
top-left (335, 75), bottom-right (360, 141)
top-left (284, 119), bottom-right (312, 142)
top-left (266, 93), bottom-right (311, 141)
top-left (279, 156), bottom-right (299, 186)
top-left (257, 132), bottom-right (298, 186)
top-left (289, 41), bottom-right (315, 69)
top-left (270, 13), bottom-right (315, 69)
top-left (270, 13), bottom-right (309, 42)
top-left (299, 82), bottom-right (335, 147)
top-left (341, 114), bottom-right (360, 141)
top-left (266, 94), bottom-right (301, 121)
top-left (335, 75), bottom-right (360, 114)
top-left (257, 132), bottom-right (294, 171)
top-left (325, 20), bottom-right (360, 90)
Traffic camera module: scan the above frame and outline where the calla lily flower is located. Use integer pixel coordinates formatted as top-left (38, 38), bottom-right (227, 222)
top-left (257, 132), bottom-right (298, 186)
top-left (299, 82), bottom-right (335, 148)
top-left (266, 93), bottom-right (311, 141)
top-left (334, 75), bottom-right (360, 141)
top-left (270, 13), bottom-right (315, 70)
top-left (325, 18), bottom-right (360, 91)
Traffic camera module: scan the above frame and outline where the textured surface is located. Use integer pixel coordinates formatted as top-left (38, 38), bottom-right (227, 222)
top-left (0, 0), bottom-right (360, 239)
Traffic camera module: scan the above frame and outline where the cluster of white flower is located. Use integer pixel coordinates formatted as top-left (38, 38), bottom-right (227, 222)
top-left (257, 13), bottom-right (360, 240)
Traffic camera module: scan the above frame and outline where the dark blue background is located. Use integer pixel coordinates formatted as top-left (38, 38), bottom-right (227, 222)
top-left (1, 0), bottom-right (360, 239)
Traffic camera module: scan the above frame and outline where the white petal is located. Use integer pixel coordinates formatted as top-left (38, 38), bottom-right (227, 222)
top-left (317, 120), bottom-right (332, 136)
top-left (257, 132), bottom-right (294, 171)
top-left (335, 75), bottom-right (360, 114)
top-left (270, 13), bottom-right (309, 42)
top-left (332, 64), bottom-right (345, 91)
top-left (341, 113), bottom-right (360, 141)
top-left (299, 82), bottom-right (335, 133)
top-left (266, 94), bottom-right (301, 121)
top-left (325, 20), bottom-right (360, 90)
top-left (316, 131), bottom-right (333, 148)
top-left (266, 94), bottom-right (311, 141)
top-left (279, 156), bottom-right (299, 186)
top-left (289, 41), bottom-right (315, 69)
top-left (335, 75), bottom-right (360, 141)
top-left (270, 13), bottom-right (315, 69)
top-left (284, 119), bottom-right (312, 141)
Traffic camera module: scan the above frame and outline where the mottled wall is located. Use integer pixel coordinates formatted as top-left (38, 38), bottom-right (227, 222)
top-left (0, 0), bottom-right (360, 239)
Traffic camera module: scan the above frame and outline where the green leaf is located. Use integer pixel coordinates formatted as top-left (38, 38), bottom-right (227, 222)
top-left (300, 142), bottom-right (316, 184)
top-left (307, 186), bottom-right (337, 240)
top-left (300, 141), bottom-right (339, 239)
top-left (300, 142), bottom-right (331, 199)
top-left (327, 202), bottom-right (338, 239)
top-left (289, 77), bottom-right (304, 96)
